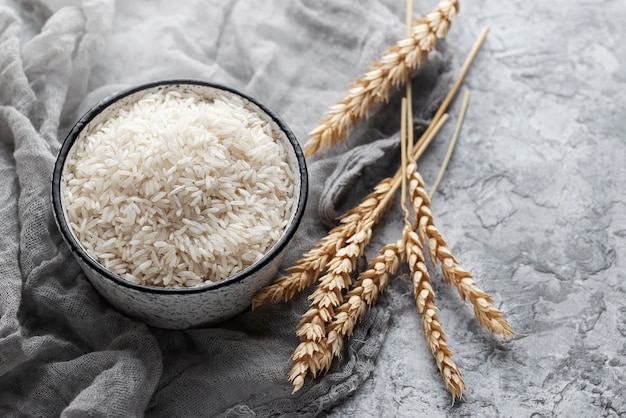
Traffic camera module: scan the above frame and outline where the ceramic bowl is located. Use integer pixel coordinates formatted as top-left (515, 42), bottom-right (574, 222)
top-left (51, 79), bottom-right (308, 329)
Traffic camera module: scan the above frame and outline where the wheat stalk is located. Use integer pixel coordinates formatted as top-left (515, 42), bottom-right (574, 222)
top-left (253, 25), bottom-right (488, 310)
top-left (397, 45), bottom-right (465, 398)
top-left (255, 26), bottom-right (505, 396)
top-left (408, 164), bottom-right (514, 339)
top-left (304, 0), bottom-right (460, 157)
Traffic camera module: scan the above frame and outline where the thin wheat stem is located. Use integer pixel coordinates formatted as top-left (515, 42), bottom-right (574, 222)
top-left (403, 0), bottom-right (415, 174)
top-left (429, 89), bottom-right (471, 199)
top-left (418, 26), bottom-right (488, 146)
top-left (400, 98), bottom-right (411, 225)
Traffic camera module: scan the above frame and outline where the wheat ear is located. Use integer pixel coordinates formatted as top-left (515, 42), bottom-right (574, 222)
top-left (289, 178), bottom-right (397, 392)
top-left (408, 165), bottom-right (514, 339)
top-left (405, 220), bottom-right (466, 400)
top-left (325, 242), bottom-right (402, 361)
top-left (304, 0), bottom-right (460, 157)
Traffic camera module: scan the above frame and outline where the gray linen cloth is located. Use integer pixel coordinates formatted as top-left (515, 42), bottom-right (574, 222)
top-left (0, 1), bottom-right (451, 416)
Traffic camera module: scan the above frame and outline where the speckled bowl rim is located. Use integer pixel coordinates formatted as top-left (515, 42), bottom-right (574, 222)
top-left (51, 79), bottom-right (308, 295)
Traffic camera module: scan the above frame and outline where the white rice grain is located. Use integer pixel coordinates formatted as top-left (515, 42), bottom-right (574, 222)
top-left (62, 88), bottom-right (296, 288)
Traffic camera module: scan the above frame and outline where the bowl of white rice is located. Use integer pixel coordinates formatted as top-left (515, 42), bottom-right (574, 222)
top-left (52, 80), bottom-right (307, 329)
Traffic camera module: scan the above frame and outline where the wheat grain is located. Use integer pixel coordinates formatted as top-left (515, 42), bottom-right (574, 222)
top-left (289, 339), bottom-right (328, 393)
top-left (304, 0), bottom-right (460, 157)
top-left (408, 164), bottom-right (514, 339)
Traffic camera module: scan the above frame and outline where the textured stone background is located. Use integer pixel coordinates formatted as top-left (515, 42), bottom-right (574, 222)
top-left (325, 1), bottom-right (626, 416)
